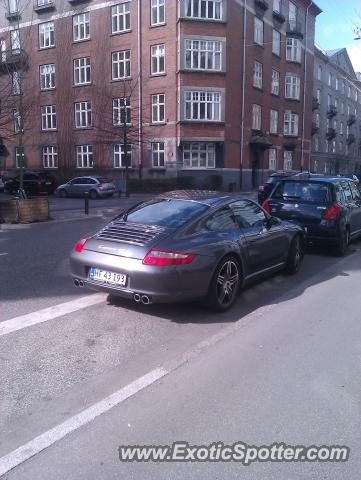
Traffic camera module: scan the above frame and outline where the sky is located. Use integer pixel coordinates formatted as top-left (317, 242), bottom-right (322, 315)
top-left (314, 0), bottom-right (361, 73)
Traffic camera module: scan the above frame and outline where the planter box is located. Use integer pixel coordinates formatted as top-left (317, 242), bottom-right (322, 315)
top-left (0, 197), bottom-right (49, 223)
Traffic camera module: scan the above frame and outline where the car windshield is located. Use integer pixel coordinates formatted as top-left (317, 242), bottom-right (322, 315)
top-left (125, 199), bottom-right (209, 228)
top-left (274, 181), bottom-right (333, 202)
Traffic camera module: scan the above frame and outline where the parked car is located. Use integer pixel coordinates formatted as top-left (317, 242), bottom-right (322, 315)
top-left (262, 177), bottom-right (361, 256)
top-left (4, 171), bottom-right (56, 195)
top-left (70, 191), bottom-right (305, 311)
top-left (257, 171), bottom-right (296, 205)
top-left (338, 174), bottom-right (360, 185)
top-left (0, 177), bottom-right (4, 192)
top-left (56, 176), bottom-right (116, 199)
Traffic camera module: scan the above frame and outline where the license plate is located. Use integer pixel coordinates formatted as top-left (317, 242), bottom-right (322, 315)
top-left (88, 267), bottom-right (127, 286)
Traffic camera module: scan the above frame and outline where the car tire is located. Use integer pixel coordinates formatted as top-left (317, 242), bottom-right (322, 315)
top-left (59, 189), bottom-right (67, 198)
top-left (89, 189), bottom-right (98, 200)
top-left (335, 228), bottom-right (349, 257)
top-left (206, 255), bottom-right (242, 312)
top-left (285, 234), bottom-right (304, 274)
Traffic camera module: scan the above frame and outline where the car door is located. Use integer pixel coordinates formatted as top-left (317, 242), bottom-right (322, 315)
top-left (229, 199), bottom-right (288, 273)
top-left (348, 181), bottom-right (361, 238)
top-left (340, 180), bottom-right (360, 237)
top-left (68, 178), bottom-right (83, 196)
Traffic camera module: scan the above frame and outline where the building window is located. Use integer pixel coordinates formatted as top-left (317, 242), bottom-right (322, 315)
top-left (75, 101), bottom-right (92, 128)
top-left (285, 74), bottom-right (300, 99)
top-left (284, 111), bottom-right (298, 136)
top-left (111, 2), bottom-right (131, 34)
top-left (185, 0), bottom-right (223, 20)
top-left (335, 77), bottom-right (339, 90)
top-left (334, 98), bottom-right (338, 109)
top-left (76, 145), bottom-right (93, 168)
top-left (151, 0), bottom-right (165, 25)
top-left (112, 97), bottom-right (131, 125)
top-left (184, 39), bottom-right (221, 71)
top-left (340, 121), bottom-right (344, 135)
top-left (39, 21), bottom-right (54, 49)
top-left (254, 17), bottom-right (264, 45)
top-left (41, 105), bottom-right (57, 130)
top-left (8, 0), bottom-right (19, 14)
top-left (283, 150), bottom-right (293, 171)
top-left (253, 61), bottom-right (263, 89)
top-left (252, 104), bottom-right (262, 130)
top-left (327, 94), bottom-right (331, 107)
top-left (12, 71), bottom-right (20, 95)
top-left (112, 50), bottom-right (131, 79)
top-left (151, 142), bottom-right (165, 167)
top-left (269, 148), bottom-right (277, 170)
top-left (74, 57), bottom-right (91, 85)
top-left (316, 88), bottom-right (321, 102)
top-left (151, 44), bottom-right (165, 74)
top-left (286, 37), bottom-right (301, 63)
top-left (271, 69), bottom-right (280, 95)
top-left (315, 112), bottom-right (320, 128)
top-left (272, 29), bottom-right (281, 56)
top-left (339, 141), bottom-right (343, 153)
top-left (40, 64), bottom-right (55, 90)
top-left (184, 90), bottom-right (221, 121)
top-left (10, 29), bottom-right (20, 53)
top-left (341, 101), bottom-right (344, 114)
top-left (273, 0), bottom-right (281, 13)
top-left (15, 146), bottom-right (25, 168)
top-left (113, 144), bottom-right (132, 168)
top-left (347, 85), bottom-right (351, 98)
top-left (270, 109), bottom-right (278, 134)
top-left (317, 65), bottom-right (322, 81)
top-left (183, 142), bottom-right (216, 169)
top-left (288, 1), bottom-right (297, 23)
top-left (314, 136), bottom-right (319, 152)
top-left (43, 146), bottom-right (58, 168)
top-left (73, 13), bottom-right (90, 42)
top-left (151, 94), bottom-right (165, 123)
top-left (14, 110), bottom-right (21, 133)
top-left (328, 72), bottom-right (332, 87)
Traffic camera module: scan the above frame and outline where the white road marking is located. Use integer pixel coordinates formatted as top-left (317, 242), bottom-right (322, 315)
top-left (0, 367), bottom-right (168, 477)
top-left (0, 253), bottom-right (8, 256)
top-left (0, 293), bottom-right (106, 337)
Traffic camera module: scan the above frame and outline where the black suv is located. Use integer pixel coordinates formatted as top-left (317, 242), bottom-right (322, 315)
top-left (258, 172), bottom-right (296, 204)
top-left (4, 172), bottom-right (56, 195)
top-left (262, 177), bottom-right (361, 256)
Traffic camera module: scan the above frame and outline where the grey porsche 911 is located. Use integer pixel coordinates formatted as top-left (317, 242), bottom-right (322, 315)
top-left (70, 190), bottom-right (305, 311)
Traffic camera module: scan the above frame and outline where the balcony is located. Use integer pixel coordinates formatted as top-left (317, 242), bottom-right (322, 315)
top-left (68, 0), bottom-right (90, 4)
top-left (5, 9), bottom-right (20, 21)
top-left (346, 134), bottom-right (355, 145)
top-left (311, 122), bottom-right (319, 135)
top-left (326, 105), bottom-right (337, 118)
top-left (273, 10), bottom-right (286, 24)
top-left (286, 20), bottom-right (304, 39)
top-left (0, 49), bottom-right (28, 74)
top-left (312, 97), bottom-right (320, 111)
top-left (34, 1), bottom-right (55, 13)
top-left (326, 128), bottom-right (336, 141)
top-left (254, 0), bottom-right (269, 11)
top-left (347, 114), bottom-right (356, 126)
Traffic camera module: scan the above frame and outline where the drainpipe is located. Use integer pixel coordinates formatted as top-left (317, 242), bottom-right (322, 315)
top-left (137, 0), bottom-right (143, 187)
top-left (301, 1), bottom-right (313, 172)
top-left (240, 0), bottom-right (247, 190)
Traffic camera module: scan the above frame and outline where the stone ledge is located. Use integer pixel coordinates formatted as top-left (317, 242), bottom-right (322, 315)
top-left (0, 197), bottom-right (49, 223)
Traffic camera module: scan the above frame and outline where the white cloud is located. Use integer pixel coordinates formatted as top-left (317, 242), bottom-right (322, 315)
top-left (347, 45), bottom-right (361, 72)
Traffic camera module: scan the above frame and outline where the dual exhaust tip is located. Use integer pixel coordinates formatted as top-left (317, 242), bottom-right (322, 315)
top-left (133, 293), bottom-right (152, 305)
top-left (73, 278), bottom-right (85, 288)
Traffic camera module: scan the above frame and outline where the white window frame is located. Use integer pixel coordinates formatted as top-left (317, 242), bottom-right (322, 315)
top-left (315, 112), bottom-right (320, 128)
top-left (151, 142), bottom-right (165, 168)
top-left (12, 71), bottom-right (20, 95)
top-left (288, 1), bottom-right (297, 22)
top-left (340, 121), bottom-right (344, 135)
top-left (73, 13), bottom-right (90, 42)
top-left (39, 21), bottom-right (54, 49)
top-left (317, 65), bottom-right (322, 81)
top-left (8, 0), bottom-right (19, 13)
top-left (316, 88), bottom-right (321, 102)
top-left (14, 110), bottom-right (21, 133)
top-left (112, 97), bottom-right (131, 125)
top-left (283, 150), bottom-right (293, 171)
top-left (185, 0), bottom-right (223, 20)
top-left (76, 145), bottom-right (93, 168)
top-left (74, 57), bottom-right (91, 85)
top-left (270, 109), bottom-right (278, 134)
top-left (151, 0), bottom-right (165, 25)
top-left (151, 93), bottom-right (165, 123)
top-left (271, 69), bottom-right (280, 95)
top-left (183, 142), bottom-right (216, 169)
top-left (184, 90), bottom-right (221, 122)
top-left (272, 29), bottom-right (281, 56)
top-left (42, 146), bottom-right (58, 168)
top-left (184, 39), bottom-right (222, 71)
top-left (111, 2), bottom-right (131, 34)
top-left (254, 17), bottom-right (264, 45)
top-left (113, 144), bottom-right (132, 168)
top-left (112, 50), bottom-right (131, 80)
top-left (328, 72), bottom-right (332, 87)
top-left (285, 74), bottom-right (300, 100)
top-left (41, 105), bottom-right (57, 131)
top-left (15, 146), bottom-right (25, 168)
top-left (284, 110), bottom-right (298, 136)
top-left (286, 37), bottom-right (301, 63)
top-left (74, 101), bottom-right (92, 128)
top-left (252, 104), bottom-right (262, 130)
top-left (253, 61), bottom-right (263, 89)
top-left (40, 64), bottom-right (55, 90)
top-left (10, 29), bottom-right (20, 52)
top-left (273, 0), bottom-right (281, 13)
top-left (151, 44), bottom-right (165, 75)
top-left (269, 148), bottom-right (277, 170)
top-left (314, 136), bottom-right (319, 152)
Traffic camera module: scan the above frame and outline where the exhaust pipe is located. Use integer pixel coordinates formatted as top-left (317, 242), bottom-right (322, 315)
top-left (73, 279), bottom-right (80, 287)
top-left (134, 293), bottom-right (141, 303)
top-left (141, 295), bottom-right (152, 305)
top-left (79, 280), bottom-right (84, 288)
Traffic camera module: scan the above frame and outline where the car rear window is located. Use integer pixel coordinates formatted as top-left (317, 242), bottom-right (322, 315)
top-left (273, 181), bottom-right (333, 202)
top-left (125, 199), bottom-right (209, 228)
top-left (97, 177), bottom-right (112, 183)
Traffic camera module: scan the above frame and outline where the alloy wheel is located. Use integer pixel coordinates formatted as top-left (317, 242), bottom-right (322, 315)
top-left (216, 260), bottom-right (239, 308)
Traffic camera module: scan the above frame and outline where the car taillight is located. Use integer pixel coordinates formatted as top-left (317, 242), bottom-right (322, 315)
top-left (143, 248), bottom-right (196, 266)
top-left (323, 203), bottom-right (342, 221)
top-left (262, 199), bottom-right (271, 214)
top-left (74, 238), bottom-right (88, 253)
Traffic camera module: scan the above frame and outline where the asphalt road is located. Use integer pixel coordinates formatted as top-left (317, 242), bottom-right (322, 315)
top-left (0, 218), bottom-right (360, 479)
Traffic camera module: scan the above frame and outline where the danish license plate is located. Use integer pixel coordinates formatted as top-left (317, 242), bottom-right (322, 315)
top-left (88, 267), bottom-right (127, 286)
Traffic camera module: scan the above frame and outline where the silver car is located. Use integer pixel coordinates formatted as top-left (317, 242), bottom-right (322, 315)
top-left (56, 176), bottom-right (116, 199)
top-left (70, 191), bottom-right (305, 311)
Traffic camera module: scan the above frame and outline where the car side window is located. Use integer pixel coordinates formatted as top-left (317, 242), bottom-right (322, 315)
top-left (341, 181), bottom-right (353, 203)
top-left (202, 207), bottom-right (237, 232)
top-left (229, 200), bottom-right (267, 228)
top-left (88, 179), bottom-right (97, 185)
top-left (349, 182), bottom-right (361, 200)
top-left (70, 178), bottom-right (81, 184)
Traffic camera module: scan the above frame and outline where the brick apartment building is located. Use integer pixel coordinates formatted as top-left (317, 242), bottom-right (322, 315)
top-left (0, 0), bottom-right (321, 190)
top-left (311, 47), bottom-right (361, 176)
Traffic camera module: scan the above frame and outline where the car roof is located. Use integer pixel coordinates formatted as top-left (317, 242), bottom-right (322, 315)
top-left (279, 176), bottom-right (348, 184)
top-left (156, 190), bottom-right (247, 206)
